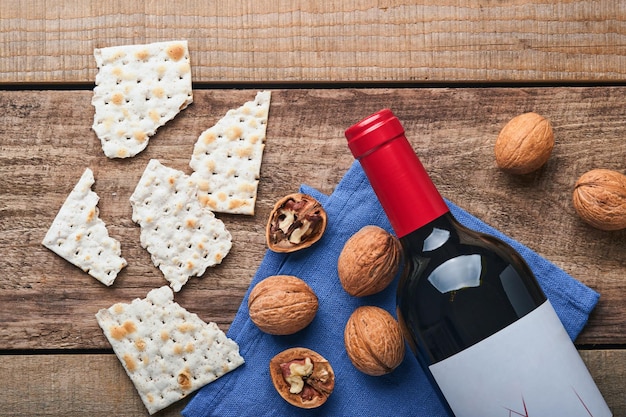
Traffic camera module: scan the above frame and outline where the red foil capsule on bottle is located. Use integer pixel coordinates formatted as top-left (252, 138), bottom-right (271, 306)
top-left (345, 109), bottom-right (449, 238)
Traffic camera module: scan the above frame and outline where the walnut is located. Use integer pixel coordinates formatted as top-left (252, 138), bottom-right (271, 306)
top-left (266, 193), bottom-right (327, 253)
top-left (337, 225), bottom-right (402, 297)
top-left (494, 112), bottom-right (554, 174)
top-left (248, 275), bottom-right (318, 335)
top-left (344, 306), bottom-right (405, 376)
top-left (572, 169), bottom-right (626, 231)
top-left (269, 347), bottom-right (335, 409)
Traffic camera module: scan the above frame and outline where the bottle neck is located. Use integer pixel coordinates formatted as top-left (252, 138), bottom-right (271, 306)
top-left (356, 132), bottom-right (449, 238)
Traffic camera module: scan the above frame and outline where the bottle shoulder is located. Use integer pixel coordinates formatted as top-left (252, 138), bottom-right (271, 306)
top-left (396, 213), bottom-right (547, 362)
top-left (400, 213), bottom-right (531, 270)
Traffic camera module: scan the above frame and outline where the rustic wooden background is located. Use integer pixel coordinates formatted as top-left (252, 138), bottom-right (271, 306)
top-left (3, 0), bottom-right (626, 84)
top-left (1, 1), bottom-right (626, 416)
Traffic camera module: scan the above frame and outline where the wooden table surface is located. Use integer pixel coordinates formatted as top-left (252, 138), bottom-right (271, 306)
top-left (2, 1), bottom-right (625, 416)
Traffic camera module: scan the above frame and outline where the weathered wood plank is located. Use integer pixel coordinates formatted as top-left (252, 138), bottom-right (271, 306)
top-left (0, 87), bottom-right (625, 350)
top-left (0, 354), bottom-right (188, 416)
top-left (2, 0), bottom-right (626, 84)
top-left (0, 349), bottom-right (623, 416)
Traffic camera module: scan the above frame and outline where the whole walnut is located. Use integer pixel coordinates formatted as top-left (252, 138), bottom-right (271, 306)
top-left (344, 306), bottom-right (405, 376)
top-left (494, 112), bottom-right (554, 175)
top-left (248, 275), bottom-right (318, 335)
top-left (572, 169), bottom-right (626, 231)
top-left (337, 225), bottom-right (402, 297)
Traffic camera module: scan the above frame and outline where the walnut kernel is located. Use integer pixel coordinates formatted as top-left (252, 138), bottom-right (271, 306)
top-left (269, 347), bottom-right (335, 409)
top-left (266, 193), bottom-right (327, 253)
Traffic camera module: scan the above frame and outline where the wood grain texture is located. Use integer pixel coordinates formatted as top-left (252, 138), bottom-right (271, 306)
top-left (1, 87), bottom-right (625, 351)
top-left (0, 354), bottom-right (189, 416)
top-left (2, 0), bottom-right (626, 84)
top-left (0, 349), bottom-right (623, 416)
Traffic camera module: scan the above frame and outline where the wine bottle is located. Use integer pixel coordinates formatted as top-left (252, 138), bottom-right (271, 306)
top-left (345, 109), bottom-right (611, 417)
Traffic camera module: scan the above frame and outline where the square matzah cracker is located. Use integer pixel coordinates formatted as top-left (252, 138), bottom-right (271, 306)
top-left (189, 91), bottom-right (271, 215)
top-left (96, 286), bottom-right (244, 415)
top-left (130, 159), bottom-right (232, 292)
top-left (91, 40), bottom-right (193, 159)
top-left (42, 168), bottom-right (127, 286)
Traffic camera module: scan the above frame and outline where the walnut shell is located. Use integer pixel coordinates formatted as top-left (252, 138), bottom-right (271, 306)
top-left (269, 347), bottom-right (335, 409)
top-left (248, 275), bottom-right (318, 335)
top-left (344, 306), bottom-right (405, 376)
top-left (338, 225), bottom-right (402, 297)
top-left (266, 193), bottom-right (327, 253)
top-left (572, 169), bottom-right (626, 231)
top-left (494, 112), bottom-right (554, 174)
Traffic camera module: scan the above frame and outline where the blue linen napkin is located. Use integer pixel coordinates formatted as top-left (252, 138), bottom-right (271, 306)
top-left (183, 161), bottom-right (600, 417)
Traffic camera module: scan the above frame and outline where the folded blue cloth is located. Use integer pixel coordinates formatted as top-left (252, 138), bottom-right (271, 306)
top-left (183, 161), bottom-right (600, 417)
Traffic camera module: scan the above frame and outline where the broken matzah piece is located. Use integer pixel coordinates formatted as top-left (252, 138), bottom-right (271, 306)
top-left (96, 286), bottom-right (244, 415)
top-left (130, 159), bottom-right (232, 292)
top-left (91, 40), bottom-right (193, 159)
top-left (42, 168), bottom-right (127, 286)
top-left (189, 90), bottom-right (271, 215)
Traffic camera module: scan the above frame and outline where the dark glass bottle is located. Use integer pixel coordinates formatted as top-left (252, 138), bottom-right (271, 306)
top-left (345, 109), bottom-right (611, 417)
top-left (398, 213), bottom-right (546, 364)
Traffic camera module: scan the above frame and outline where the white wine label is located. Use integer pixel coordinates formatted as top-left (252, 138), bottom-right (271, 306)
top-left (429, 301), bottom-right (611, 417)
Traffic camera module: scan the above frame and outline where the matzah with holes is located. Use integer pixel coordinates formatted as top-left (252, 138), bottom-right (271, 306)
top-left (96, 286), bottom-right (244, 415)
top-left (130, 159), bottom-right (232, 292)
top-left (91, 40), bottom-right (193, 159)
top-left (189, 91), bottom-right (271, 215)
top-left (42, 168), bottom-right (127, 286)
